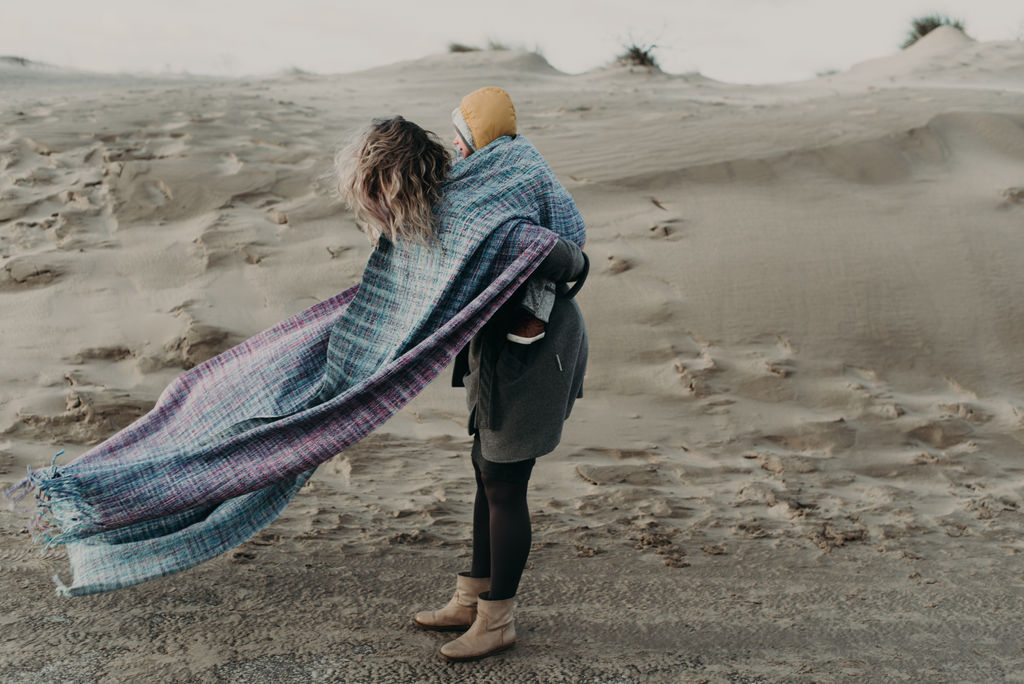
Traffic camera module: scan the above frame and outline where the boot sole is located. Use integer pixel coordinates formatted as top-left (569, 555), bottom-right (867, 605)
top-left (413, 619), bottom-right (472, 632)
top-left (439, 641), bottom-right (516, 663)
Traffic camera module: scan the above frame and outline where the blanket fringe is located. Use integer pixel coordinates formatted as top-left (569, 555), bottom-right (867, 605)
top-left (53, 574), bottom-right (73, 598)
top-left (3, 450), bottom-right (99, 548)
top-left (4, 471), bottom-right (34, 507)
top-left (4, 450), bottom-right (63, 510)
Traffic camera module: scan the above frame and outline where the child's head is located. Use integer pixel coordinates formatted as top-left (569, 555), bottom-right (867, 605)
top-left (451, 87), bottom-right (517, 159)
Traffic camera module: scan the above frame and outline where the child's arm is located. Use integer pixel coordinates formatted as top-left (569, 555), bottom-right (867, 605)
top-left (507, 237), bottom-right (586, 344)
top-left (522, 236), bottom-right (586, 317)
top-left (508, 279), bottom-right (551, 343)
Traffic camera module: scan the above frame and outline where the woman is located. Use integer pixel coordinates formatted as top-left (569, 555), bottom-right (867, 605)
top-left (8, 114), bottom-right (585, 657)
top-left (340, 109), bottom-right (588, 662)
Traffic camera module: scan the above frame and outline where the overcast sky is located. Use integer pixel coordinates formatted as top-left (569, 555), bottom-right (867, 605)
top-left (3, 0), bottom-right (1022, 84)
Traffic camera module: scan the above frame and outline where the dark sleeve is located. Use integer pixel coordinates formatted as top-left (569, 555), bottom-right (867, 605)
top-left (533, 237), bottom-right (586, 283)
top-left (451, 345), bottom-right (469, 387)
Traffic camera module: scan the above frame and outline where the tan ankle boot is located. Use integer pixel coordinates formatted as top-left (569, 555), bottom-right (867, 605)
top-left (439, 592), bottom-right (516, 661)
top-left (414, 573), bottom-right (490, 631)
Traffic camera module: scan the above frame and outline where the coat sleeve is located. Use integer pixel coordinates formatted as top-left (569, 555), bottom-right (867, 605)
top-left (451, 345), bottom-right (469, 388)
top-left (533, 237), bottom-right (586, 283)
top-left (454, 233), bottom-right (586, 389)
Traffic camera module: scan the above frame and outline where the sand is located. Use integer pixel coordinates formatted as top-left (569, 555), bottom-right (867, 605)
top-left (3, 28), bottom-right (1024, 681)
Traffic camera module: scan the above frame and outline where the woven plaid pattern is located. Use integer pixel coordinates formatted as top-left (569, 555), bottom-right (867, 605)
top-left (6, 136), bottom-right (585, 596)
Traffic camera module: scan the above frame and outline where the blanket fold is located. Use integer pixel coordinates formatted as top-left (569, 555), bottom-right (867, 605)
top-left (5, 135), bottom-right (586, 596)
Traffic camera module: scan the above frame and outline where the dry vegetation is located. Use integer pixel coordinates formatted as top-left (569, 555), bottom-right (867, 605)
top-left (902, 14), bottom-right (967, 48)
top-left (447, 39), bottom-right (520, 53)
top-left (617, 43), bottom-right (659, 68)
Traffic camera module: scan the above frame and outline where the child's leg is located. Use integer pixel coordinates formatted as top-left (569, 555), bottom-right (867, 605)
top-left (508, 278), bottom-right (555, 344)
top-left (518, 277), bottom-right (555, 323)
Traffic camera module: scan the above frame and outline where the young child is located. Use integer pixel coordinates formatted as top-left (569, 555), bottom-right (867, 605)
top-left (451, 87), bottom-right (559, 344)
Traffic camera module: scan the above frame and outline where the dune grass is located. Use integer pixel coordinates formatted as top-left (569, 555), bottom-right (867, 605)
top-left (617, 43), bottom-right (658, 68)
top-left (447, 39), bottom-right (538, 54)
top-left (901, 14), bottom-right (966, 49)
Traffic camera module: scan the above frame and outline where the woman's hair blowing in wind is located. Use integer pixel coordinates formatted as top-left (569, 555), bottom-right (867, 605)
top-left (336, 116), bottom-right (451, 245)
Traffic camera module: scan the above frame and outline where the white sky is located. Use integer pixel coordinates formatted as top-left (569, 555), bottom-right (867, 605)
top-left (2, 0), bottom-right (1022, 84)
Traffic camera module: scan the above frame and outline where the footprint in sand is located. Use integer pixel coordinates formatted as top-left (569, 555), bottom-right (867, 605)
top-left (57, 190), bottom-right (95, 210)
top-left (239, 245), bottom-right (264, 264)
top-left (161, 317), bottom-right (239, 370)
top-left (572, 446), bottom-right (657, 461)
top-left (160, 119), bottom-right (190, 132)
top-left (606, 255), bottom-right (631, 274)
top-left (325, 245), bottom-right (352, 259)
top-left (648, 216), bottom-right (683, 239)
top-left (808, 521), bottom-right (867, 551)
top-left (188, 112), bottom-right (226, 125)
top-left (672, 341), bottom-right (717, 398)
top-left (744, 451), bottom-right (820, 476)
top-left (72, 346), bottom-right (134, 363)
top-left (13, 390), bottom-right (153, 445)
top-left (906, 418), bottom-right (973, 449)
top-left (964, 495), bottom-right (1019, 521)
top-left (1, 255), bottom-right (62, 289)
top-left (937, 402), bottom-right (991, 424)
top-left (575, 463), bottom-right (661, 486)
top-left (141, 179), bottom-right (173, 206)
top-left (762, 418), bottom-right (856, 454)
top-left (627, 524), bottom-right (689, 567)
top-left (843, 365), bottom-right (905, 419)
top-left (217, 152), bottom-right (244, 176)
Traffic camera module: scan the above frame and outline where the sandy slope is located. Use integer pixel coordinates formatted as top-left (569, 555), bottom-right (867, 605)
top-left (3, 29), bottom-right (1024, 681)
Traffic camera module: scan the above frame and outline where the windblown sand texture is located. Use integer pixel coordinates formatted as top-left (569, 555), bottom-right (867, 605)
top-left (3, 28), bottom-right (1024, 681)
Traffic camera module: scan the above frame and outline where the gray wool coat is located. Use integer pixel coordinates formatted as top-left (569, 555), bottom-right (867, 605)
top-left (452, 238), bottom-right (589, 463)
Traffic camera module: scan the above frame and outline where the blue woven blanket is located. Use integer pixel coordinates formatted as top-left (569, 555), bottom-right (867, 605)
top-left (6, 135), bottom-right (586, 596)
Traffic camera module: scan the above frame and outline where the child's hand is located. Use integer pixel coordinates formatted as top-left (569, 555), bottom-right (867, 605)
top-left (507, 312), bottom-right (546, 345)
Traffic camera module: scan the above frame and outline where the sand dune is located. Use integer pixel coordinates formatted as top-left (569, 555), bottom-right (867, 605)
top-left (846, 26), bottom-right (1024, 89)
top-left (3, 29), bottom-right (1024, 681)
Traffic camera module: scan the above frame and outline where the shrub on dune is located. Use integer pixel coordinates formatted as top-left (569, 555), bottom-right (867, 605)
top-left (901, 14), bottom-right (967, 48)
top-left (447, 40), bottom-right (537, 54)
top-left (617, 43), bottom-right (658, 68)
top-left (448, 42), bottom-right (481, 53)
top-left (1, 55), bottom-right (42, 67)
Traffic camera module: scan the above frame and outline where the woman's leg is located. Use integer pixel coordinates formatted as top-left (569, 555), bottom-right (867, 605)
top-left (437, 454), bottom-right (533, 660)
top-left (480, 473), bottom-right (532, 600)
top-left (469, 457), bottom-right (491, 579)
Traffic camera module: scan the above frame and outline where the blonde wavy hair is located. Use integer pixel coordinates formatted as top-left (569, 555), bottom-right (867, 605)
top-left (336, 116), bottom-right (451, 245)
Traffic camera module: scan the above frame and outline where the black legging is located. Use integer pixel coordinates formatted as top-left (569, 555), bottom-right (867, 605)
top-left (469, 460), bottom-right (532, 600)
